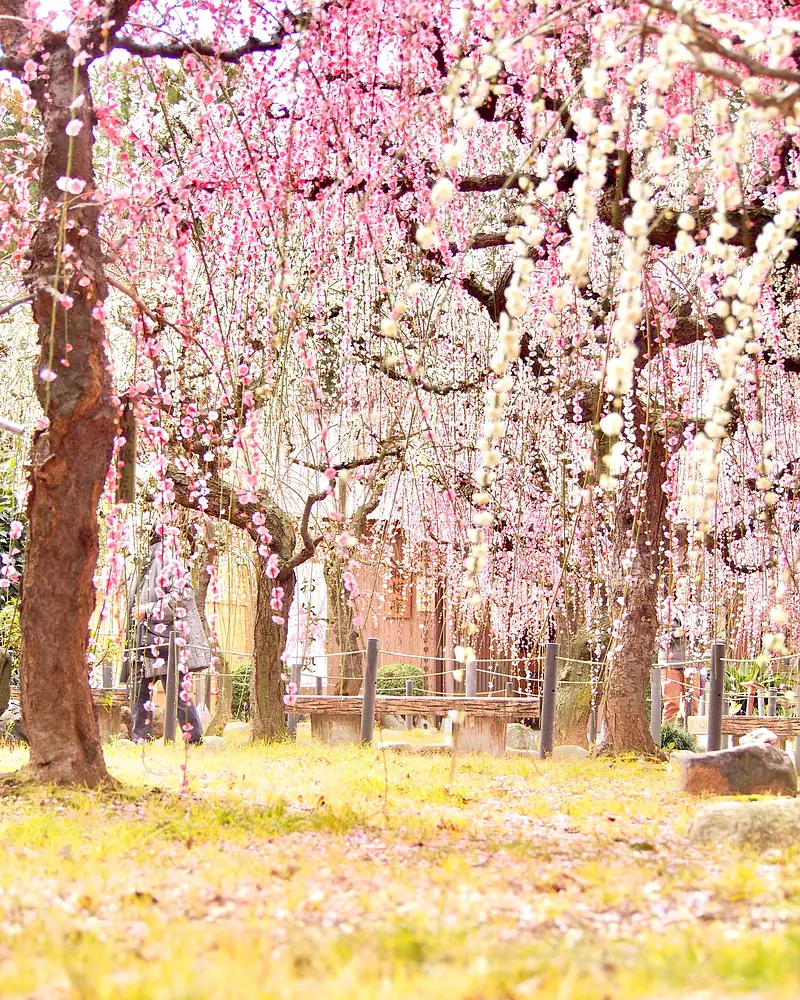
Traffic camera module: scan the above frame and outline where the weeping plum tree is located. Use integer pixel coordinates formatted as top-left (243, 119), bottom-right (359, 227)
top-left (5, 0), bottom-right (800, 781)
top-left (0, 0), bottom-right (311, 782)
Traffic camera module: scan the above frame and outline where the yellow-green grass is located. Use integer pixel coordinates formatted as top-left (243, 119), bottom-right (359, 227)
top-left (0, 734), bottom-right (797, 999)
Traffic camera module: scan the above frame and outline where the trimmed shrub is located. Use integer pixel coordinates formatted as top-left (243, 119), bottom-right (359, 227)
top-left (232, 660), bottom-right (251, 720)
top-left (377, 662), bottom-right (426, 697)
top-left (661, 722), bottom-right (698, 752)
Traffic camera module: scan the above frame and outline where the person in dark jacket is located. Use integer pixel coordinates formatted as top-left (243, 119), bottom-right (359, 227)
top-left (121, 527), bottom-right (210, 744)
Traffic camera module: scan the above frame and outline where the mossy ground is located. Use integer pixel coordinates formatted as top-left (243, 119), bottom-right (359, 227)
top-left (0, 727), bottom-right (796, 999)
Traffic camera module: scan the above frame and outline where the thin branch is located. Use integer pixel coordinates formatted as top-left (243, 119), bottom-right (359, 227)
top-left (0, 293), bottom-right (33, 318)
top-left (291, 443), bottom-right (403, 473)
top-left (281, 489), bottom-right (328, 575)
top-left (112, 28), bottom-right (290, 63)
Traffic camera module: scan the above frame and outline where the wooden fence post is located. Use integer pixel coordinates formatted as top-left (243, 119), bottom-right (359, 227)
top-left (164, 632), bottom-right (177, 744)
top-left (650, 665), bottom-right (662, 745)
top-left (707, 641), bottom-right (726, 752)
top-left (405, 678), bottom-right (413, 730)
top-left (505, 681), bottom-right (512, 698)
top-left (539, 642), bottom-right (558, 758)
top-left (315, 675), bottom-right (323, 696)
top-left (361, 638), bottom-right (379, 744)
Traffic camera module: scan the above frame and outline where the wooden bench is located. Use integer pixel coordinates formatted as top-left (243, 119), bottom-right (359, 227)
top-left (293, 695), bottom-right (540, 755)
top-left (10, 686), bottom-right (129, 741)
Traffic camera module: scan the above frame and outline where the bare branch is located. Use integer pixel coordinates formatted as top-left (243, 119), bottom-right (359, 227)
top-left (291, 442), bottom-right (403, 473)
top-left (112, 28), bottom-right (290, 63)
top-left (281, 489), bottom-right (328, 575)
top-left (0, 293), bottom-right (33, 318)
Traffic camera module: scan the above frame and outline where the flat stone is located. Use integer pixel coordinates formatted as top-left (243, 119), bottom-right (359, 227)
top-left (201, 736), bottom-right (226, 749)
top-left (506, 723), bottom-right (538, 751)
top-left (418, 744), bottom-right (452, 755)
top-left (689, 799), bottom-right (800, 849)
top-left (223, 721), bottom-right (251, 743)
top-left (552, 745), bottom-right (590, 761)
top-left (680, 743), bottom-right (797, 797)
top-left (376, 741), bottom-right (416, 753)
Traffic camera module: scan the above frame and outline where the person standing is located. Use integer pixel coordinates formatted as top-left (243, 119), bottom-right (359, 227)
top-left (121, 527), bottom-right (210, 744)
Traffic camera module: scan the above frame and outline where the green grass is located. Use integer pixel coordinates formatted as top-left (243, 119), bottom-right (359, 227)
top-left (0, 733), bottom-right (796, 998)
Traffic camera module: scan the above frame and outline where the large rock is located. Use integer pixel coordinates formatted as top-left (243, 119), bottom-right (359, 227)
top-left (378, 714), bottom-right (407, 730)
top-left (506, 723), bottom-right (538, 751)
top-left (223, 721), bottom-right (251, 744)
top-left (680, 743), bottom-right (797, 797)
top-left (552, 744), bottom-right (590, 761)
top-left (690, 799), bottom-right (800, 849)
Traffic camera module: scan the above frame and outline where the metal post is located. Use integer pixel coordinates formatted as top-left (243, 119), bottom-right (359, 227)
top-left (539, 642), bottom-right (558, 758)
top-left (315, 675), bottom-right (323, 696)
top-left (287, 662), bottom-right (301, 738)
top-left (465, 658), bottom-right (477, 698)
top-left (768, 687), bottom-right (777, 717)
top-left (707, 641), bottom-right (726, 752)
top-left (405, 678), bottom-right (413, 730)
top-left (361, 637), bottom-right (379, 744)
top-left (650, 665), bottom-right (662, 746)
top-left (164, 632), bottom-right (178, 744)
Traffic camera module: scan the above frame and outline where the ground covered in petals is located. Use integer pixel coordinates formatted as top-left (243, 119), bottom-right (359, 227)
top-left (0, 732), bottom-right (796, 999)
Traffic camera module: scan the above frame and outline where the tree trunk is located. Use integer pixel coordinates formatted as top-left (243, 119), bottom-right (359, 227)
top-left (324, 554), bottom-right (364, 695)
top-left (599, 421), bottom-right (668, 757)
top-left (18, 46), bottom-right (116, 786)
top-left (250, 565), bottom-right (294, 741)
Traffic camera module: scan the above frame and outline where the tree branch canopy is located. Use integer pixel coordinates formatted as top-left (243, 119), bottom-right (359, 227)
top-left (112, 29), bottom-right (291, 62)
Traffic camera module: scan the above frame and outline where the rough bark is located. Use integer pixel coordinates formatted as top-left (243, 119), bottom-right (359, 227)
top-left (598, 420), bottom-right (668, 757)
top-left (12, 40), bottom-right (116, 786)
top-left (324, 554), bottom-right (364, 695)
top-left (250, 566), bottom-right (294, 740)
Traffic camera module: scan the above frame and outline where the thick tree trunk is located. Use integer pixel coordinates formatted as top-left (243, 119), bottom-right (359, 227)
top-left (250, 565), bottom-right (294, 741)
top-left (324, 554), bottom-right (364, 695)
top-left (18, 47), bottom-right (116, 785)
top-left (598, 421), bottom-right (668, 757)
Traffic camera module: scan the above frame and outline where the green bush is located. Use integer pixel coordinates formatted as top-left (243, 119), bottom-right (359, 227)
top-left (661, 722), bottom-right (697, 752)
top-left (0, 597), bottom-right (20, 674)
top-left (377, 662), bottom-right (426, 697)
top-left (232, 660), bottom-right (251, 720)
